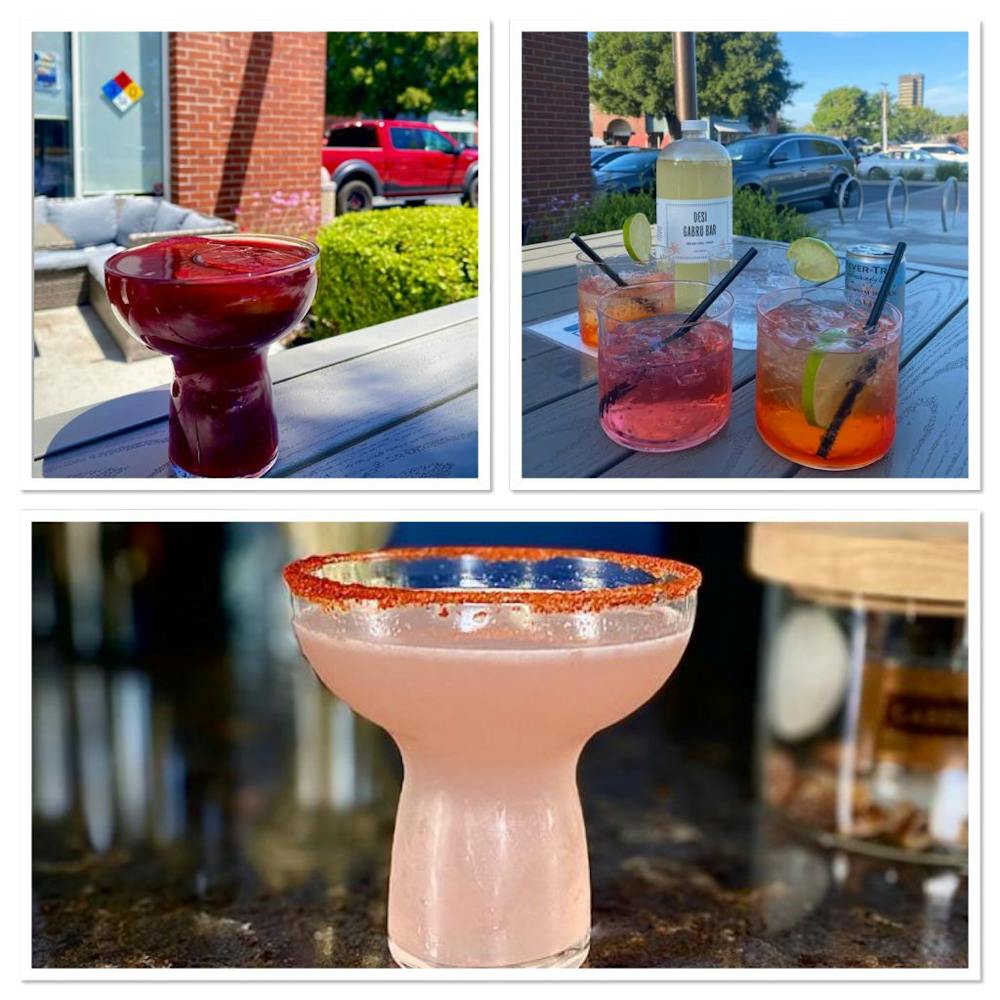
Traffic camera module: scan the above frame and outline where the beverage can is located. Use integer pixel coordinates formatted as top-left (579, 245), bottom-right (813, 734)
top-left (845, 244), bottom-right (905, 319)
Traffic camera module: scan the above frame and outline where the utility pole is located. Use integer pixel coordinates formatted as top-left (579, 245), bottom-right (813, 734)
top-left (881, 82), bottom-right (889, 151)
top-left (673, 32), bottom-right (698, 130)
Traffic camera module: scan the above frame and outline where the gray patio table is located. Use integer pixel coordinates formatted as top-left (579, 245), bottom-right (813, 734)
top-left (522, 233), bottom-right (968, 479)
top-left (34, 297), bottom-right (478, 479)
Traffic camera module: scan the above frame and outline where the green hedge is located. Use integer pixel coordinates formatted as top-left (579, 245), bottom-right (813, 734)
top-left (308, 206), bottom-right (478, 338)
top-left (732, 187), bottom-right (817, 242)
top-left (529, 185), bottom-right (815, 246)
top-left (935, 161), bottom-right (968, 182)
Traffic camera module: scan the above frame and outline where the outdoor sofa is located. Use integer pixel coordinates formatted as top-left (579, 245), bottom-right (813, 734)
top-left (34, 193), bottom-right (236, 361)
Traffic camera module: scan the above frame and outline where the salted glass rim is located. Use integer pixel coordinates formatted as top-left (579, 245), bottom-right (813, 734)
top-left (283, 546), bottom-right (702, 612)
top-left (104, 232), bottom-right (320, 285)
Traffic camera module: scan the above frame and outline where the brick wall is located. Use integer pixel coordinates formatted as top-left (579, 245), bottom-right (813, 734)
top-left (521, 32), bottom-right (592, 242)
top-left (169, 32), bottom-right (327, 237)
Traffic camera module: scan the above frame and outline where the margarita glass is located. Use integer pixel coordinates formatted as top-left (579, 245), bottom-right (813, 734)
top-left (284, 546), bottom-right (701, 969)
top-left (104, 234), bottom-right (319, 478)
top-left (575, 250), bottom-right (673, 349)
top-left (755, 286), bottom-right (902, 470)
top-left (597, 280), bottom-right (734, 452)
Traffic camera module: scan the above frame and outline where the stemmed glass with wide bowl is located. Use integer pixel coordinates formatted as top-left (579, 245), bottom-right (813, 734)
top-left (284, 546), bottom-right (701, 969)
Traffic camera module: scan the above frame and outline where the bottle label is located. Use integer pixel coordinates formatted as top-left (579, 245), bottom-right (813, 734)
top-left (656, 196), bottom-right (732, 259)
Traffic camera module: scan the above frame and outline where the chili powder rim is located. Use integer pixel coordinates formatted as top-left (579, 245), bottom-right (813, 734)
top-left (283, 546), bottom-right (701, 612)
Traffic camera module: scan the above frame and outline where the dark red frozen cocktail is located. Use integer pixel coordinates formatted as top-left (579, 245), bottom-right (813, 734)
top-left (105, 234), bottom-right (319, 478)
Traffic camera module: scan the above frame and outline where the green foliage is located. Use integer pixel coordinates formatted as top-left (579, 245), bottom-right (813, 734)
top-left (309, 207), bottom-right (478, 337)
top-left (589, 32), bottom-right (799, 137)
top-left (810, 86), bottom-right (879, 139)
top-left (326, 32), bottom-right (477, 117)
top-left (901, 167), bottom-right (927, 181)
top-left (733, 187), bottom-right (816, 242)
top-left (559, 191), bottom-right (656, 243)
top-left (523, 187), bottom-right (814, 246)
top-left (809, 85), bottom-right (969, 145)
top-left (889, 104), bottom-right (943, 143)
top-left (935, 161), bottom-right (968, 182)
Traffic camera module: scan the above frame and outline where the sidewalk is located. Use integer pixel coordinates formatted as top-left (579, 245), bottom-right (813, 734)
top-left (806, 181), bottom-right (968, 269)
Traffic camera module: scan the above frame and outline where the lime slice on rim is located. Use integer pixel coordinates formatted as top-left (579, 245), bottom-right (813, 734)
top-left (787, 237), bottom-right (840, 282)
top-left (802, 328), bottom-right (856, 428)
top-left (622, 213), bottom-right (652, 263)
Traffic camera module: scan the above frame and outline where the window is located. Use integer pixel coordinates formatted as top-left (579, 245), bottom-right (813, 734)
top-left (808, 139), bottom-right (844, 158)
top-left (327, 124), bottom-right (379, 148)
top-left (425, 130), bottom-right (456, 153)
top-left (390, 127), bottom-right (427, 151)
top-left (33, 32), bottom-right (73, 196)
top-left (770, 140), bottom-right (802, 162)
top-left (77, 32), bottom-right (165, 195)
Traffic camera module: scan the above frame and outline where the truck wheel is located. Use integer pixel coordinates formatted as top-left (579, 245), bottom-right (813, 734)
top-left (337, 180), bottom-right (374, 214)
top-left (462, 176), bottom-right (479, 208)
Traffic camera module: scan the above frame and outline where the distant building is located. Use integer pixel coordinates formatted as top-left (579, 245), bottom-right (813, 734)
top-left (590, 107), bottom-right (761, 148)
top-left (590, 107), bottom-right (668, 148)
top-left (898, 73), bottom-right (925, 108)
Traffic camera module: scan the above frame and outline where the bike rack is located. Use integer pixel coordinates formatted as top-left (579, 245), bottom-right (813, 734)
top-left (941, 176), bottom-right (960, 233)
top-left (886, 176), bottom-right (910, 229)
top-left (837, 176), bottom-right (864, 225)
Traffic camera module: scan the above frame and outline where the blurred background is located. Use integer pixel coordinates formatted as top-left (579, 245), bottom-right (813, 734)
top-left (31, 522), bottom-right (967, 969)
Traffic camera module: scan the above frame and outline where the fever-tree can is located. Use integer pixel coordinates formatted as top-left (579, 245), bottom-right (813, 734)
top-left (845, 244), bottom-right (906, 319)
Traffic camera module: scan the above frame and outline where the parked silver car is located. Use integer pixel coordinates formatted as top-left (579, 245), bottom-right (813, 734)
top-left (858, 148), bottom-right (938, 180)
top-left (728, 133), bottom-right (855, 207)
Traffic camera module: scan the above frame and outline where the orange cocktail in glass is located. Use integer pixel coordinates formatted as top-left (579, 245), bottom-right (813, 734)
top-left (755, 286), bottom-right (902, 470)
top-left (575, 250), bottom-right (672, 349)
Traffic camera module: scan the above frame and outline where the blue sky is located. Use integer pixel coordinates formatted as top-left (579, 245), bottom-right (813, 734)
top-left (778, 32), bottom-right (969, 126)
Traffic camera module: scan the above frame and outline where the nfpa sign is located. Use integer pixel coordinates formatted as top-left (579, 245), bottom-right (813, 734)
top-left (101, 70), bottom-right (144, 113)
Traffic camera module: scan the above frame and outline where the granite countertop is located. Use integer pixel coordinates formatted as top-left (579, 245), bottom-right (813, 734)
top-left (32, 655), bottom-right (968, 971)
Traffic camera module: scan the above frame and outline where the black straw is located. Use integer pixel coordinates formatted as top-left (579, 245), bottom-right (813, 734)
top-left (570, 233), bottom-right (627, 287)
top-left (816, 240), bottom-right (906, 460)
top-left (597, 249), bottom-right (757, 418)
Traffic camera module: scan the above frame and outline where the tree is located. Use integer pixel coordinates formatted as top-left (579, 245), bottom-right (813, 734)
top-left (326, 32), bottom-right (478, 117)
top-left (589, 32), bottom-right (800, 139)
top-left (810, 86), bottom-right (880, 140)
top-left (888, 103), bottom-right (942, 143)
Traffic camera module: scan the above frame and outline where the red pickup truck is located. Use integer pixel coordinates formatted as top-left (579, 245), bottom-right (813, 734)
top-left (323, 120), bottom-right (479, 214)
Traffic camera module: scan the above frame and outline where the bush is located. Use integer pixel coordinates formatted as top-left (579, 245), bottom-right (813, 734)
top-left (901, 167), bottom-right (927, 181)
top-left (308, 206), bottom-right (478, 338)
top-left (563, 191), bottom-right (656, 240)
top-left (525, 185), bottom-right (815, 247)
top-left (733, 187), bottom-right (816, 242)
top-left (935, 161), bottom-right (968, 182)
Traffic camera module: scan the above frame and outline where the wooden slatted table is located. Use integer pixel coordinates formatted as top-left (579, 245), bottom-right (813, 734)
top-left (522, 234), bottom-right (968, 479)
top-left (34, 298), bottom-right (479, 479)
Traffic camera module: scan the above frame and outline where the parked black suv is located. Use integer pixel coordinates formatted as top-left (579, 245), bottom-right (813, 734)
top-left (726, 133), bottom-right (855, 207)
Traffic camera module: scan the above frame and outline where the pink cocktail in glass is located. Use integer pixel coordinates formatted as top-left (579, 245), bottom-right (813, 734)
top-left (105, 234), bottom-right (319, 478)
top-left (285, 547), bottom-right (700, 969)
top-left (597, 281), bottom-right (734, 452)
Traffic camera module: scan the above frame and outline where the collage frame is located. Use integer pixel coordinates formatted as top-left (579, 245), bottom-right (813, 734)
top-left (9, 6), bottom-right (993, 995)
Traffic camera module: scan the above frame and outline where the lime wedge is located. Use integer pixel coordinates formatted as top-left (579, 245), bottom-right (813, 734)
top-left (802, 328), bottom-right (854, 428)
top-left (622, 213), bottom-right (652, 263)
top-left (787, 237), bottom-right (840, 282)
